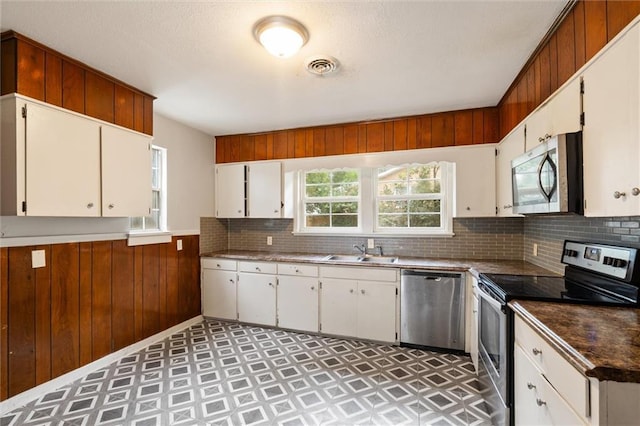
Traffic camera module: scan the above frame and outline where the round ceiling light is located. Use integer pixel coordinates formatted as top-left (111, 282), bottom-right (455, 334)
top-left (253, 16), bottom-right (309, 58)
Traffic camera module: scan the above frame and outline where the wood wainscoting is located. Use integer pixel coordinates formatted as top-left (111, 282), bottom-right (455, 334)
top-left (0, 235), bottom-right (201, 400)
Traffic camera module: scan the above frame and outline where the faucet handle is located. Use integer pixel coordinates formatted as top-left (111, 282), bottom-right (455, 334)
top-left (375, 245), bottom-right (384, 256)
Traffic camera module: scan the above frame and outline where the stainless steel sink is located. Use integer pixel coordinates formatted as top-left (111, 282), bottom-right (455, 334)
top-left (322, 254), bottom-right (399, 264)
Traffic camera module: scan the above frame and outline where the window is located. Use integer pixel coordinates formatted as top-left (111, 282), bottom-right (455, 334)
top-left (130, 146), bottom-right (167, 232)
top-left (375, 164), bottom-right (443, 230)
top-left (294, 161), bottom-right (453, 236)
top-left (301, 169), bottom-right (360, 232)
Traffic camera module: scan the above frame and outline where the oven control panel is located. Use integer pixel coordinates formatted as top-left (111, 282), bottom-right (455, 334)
top-left (562, 241), bottom-right (637, 281)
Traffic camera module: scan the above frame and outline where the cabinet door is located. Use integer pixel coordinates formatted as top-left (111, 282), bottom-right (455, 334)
top-left (454, 145), bottom-right (496, 217)
top-left (495, 124), bottom-right (525, 217)
top-left (215, 164), bottom-right (245, 218)
top-left (202, 269), bottom-right (237, 320)
top-left (277, 276), bottom-right (319, 332)
top-left (525, 103), bottom-right (552, 152)
top-left (25, 101), bottom-right (101, 216)
top-left (582, 24), bottom-right (640, 216)
top-left (237, 273), bottom-right (276, 326)
top-left (247, 162), bottom-right (282, 218)
top-left (549, 77), bottom-right (582, 136)
top-left (356, 281), bottom-right (397, 342)
top-left (514, 345), bottom-right (543, 426)
top-left (320, 278), bottom-right (357, 337)
top-left (101, 125), bottom-right (152, 217)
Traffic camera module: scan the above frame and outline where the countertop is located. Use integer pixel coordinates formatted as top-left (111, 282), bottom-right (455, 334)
top-left (510, 300), bottom-right (640, 383)
top-left (201, 250), bottom-right (559, 277)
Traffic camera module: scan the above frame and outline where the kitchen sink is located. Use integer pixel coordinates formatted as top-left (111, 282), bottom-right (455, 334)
top-left (322, 254), bottom-right (399, 264)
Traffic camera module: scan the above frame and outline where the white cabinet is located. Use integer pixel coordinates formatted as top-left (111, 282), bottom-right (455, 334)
top-left (237, 272), bottom-right (277, 326)
top-left (277, 275), bottom-right (319, 332)
top-left (0, 95), bottom-right (152, 217)
top-left (101, 125), bottom-right (152, 217)
top-left (202, 259), bottom-right (238, 320)
top-left (319, 266), bottom-right (398, 343)
top-left (581, 23), bottom-right (640, 216)
top-left (495, 124), bottom-right (525, 217)
top-left (465, 273), bottom-right (479, 374)
top-left (215, 161), bottom-right (282, 218)
top-left (524, 77), bottom-right (582, 152)
top-left (453, 145), bottom-right (496, 217)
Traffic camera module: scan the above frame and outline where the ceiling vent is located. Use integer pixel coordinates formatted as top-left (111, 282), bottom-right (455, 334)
top-left (305, 55), bottom-right (339, 75)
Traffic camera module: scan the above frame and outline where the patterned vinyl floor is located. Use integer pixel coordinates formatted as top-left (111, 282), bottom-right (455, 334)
top-left (1, 320), bottom-right (491, 426)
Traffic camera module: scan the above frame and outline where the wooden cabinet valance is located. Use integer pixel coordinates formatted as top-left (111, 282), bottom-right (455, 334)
top-left (1, 30), bottom-right (155, 135)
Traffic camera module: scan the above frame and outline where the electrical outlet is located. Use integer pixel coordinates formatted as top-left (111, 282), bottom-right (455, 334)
top-left (533, 243), bottom-right (538, 257)
top-left (32, 250), bottom-right (46, 268)
top-left (367, 239), bottom-right (375, 249)
top-left (177, 239), bottom-right (183, 251)
top-left (267, 236), bottom-right (273, 246)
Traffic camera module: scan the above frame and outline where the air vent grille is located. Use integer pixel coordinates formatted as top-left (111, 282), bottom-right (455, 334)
top-left (305, 56), bottom-right (339, 75)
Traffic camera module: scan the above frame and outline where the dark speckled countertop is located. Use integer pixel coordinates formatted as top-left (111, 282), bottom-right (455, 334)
top-left (201, 250), bottom-right (559, 277)
top-left (510, 300), bottom-right (640, 383)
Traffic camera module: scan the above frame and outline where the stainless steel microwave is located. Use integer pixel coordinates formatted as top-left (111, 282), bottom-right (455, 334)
top-left (511, 132), bottom-right (583, 214)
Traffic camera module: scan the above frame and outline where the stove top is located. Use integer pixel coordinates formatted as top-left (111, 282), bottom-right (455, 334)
top-left (479, 241), bottom-right (640, 307)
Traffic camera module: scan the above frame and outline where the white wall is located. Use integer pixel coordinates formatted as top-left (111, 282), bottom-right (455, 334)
top-left (153, 114), bottom-right (214, 235)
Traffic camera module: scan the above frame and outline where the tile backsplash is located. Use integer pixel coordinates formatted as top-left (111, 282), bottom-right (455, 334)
top-left (201, 217), bottom-right (524, 260)
top-left (524, 215), bottom-right (640, 274)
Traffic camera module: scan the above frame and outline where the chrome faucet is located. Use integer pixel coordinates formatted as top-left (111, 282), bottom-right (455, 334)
top-left (353, 243), bottom-right (366, 255)
top-left (375, 245), bottom-right (384, 256)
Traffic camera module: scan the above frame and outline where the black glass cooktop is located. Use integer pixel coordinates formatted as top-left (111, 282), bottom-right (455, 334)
top-left (479, 273), bottom-right (638, 305)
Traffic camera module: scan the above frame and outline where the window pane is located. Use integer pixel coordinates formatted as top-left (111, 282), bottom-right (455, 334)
top-left (145, 213), bottom-right (158, 230)
top-left (410, 214), bottom-right (441, 227)
top-left (332, 183), bottom-right (358, 196)
top-left (306, 184), bottom-right (330, 198)
top-left (379, 214), bottom-right (408, 227)
top-left (377, 181), bottom-right (407, 196)
top-left (333, 215), bottom-right (358, 227)
top-left (305, 172), bottom-right (330, 184)
top-left (409, 199), bottom-right (440, 213)
top-left (378, 200), bottom-right (407, 214)
top-left (409, 165), bottom-right (440, 180)
top-left (130, 217), bottom-right (143, 230)
top-left (152, 191), bottom-right (160, 209)
top-left (306, 215), bottom-right (330, 227)
top-left (332, 202), bottom-right (358, 214)
top-left (306, 202), bottom-right (330, 214)
top-left (410, 180), bottom-right (441, 194)
top-left (332, 170), bottom-right (359, 183)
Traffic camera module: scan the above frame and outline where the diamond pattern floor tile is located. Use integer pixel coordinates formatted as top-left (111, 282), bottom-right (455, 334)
top-left (2, 319), bottom-right (492, 426)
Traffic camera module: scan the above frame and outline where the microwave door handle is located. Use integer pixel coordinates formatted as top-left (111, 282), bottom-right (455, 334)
top-left (537, 153), bottom-right (557, 202)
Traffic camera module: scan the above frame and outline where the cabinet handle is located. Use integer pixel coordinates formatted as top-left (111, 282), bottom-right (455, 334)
top-left (465, 206), bottom-right (470, 211)
top-left (361, 289), bottom-right (365, 295)
top-left (614, 191), bottom-right (626, 199)
top-left (538, 136), bottom-right (545, 143)
top-left (216, 264), bottom-right (221, 268)
top-left (472, 310), bottom-right (477, 314)
top-left (255, 267), bottom-right (261, 271)
top-left (273, 209), bottom-right (279, 213)
top-left (527, 382), bottom-right (536, 390)
top-left (108, 203), bottom-right (115, 209)
top-left (350, 289), bottom-right (354, 293)
top-left (237, 209), bottom-right (242, 213)
top-left (87, 203), bottom-right (94, 208)
top-left (295, 269), bottom-right (300, 273)
top-left (311, 286), bottom-right (315, 290)
top-left (632, 187), bottom-right (640, 196)
top-left (269, 283), bottom-right (274, 287)
top-left (532, 348), bottom-right (542, 355)
top-left (229, 279), bottom-right (234, 283)
top-left (536, 398), bottom-right (547, 407)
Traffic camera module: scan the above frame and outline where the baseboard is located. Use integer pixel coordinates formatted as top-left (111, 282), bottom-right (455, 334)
top-left (0, 315), bottom-right (203, 416)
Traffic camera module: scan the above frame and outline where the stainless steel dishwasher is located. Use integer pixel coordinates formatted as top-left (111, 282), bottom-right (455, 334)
top-left (400, 270), bottom-right (465, 351)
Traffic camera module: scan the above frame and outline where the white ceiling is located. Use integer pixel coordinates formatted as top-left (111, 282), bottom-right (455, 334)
top-left (1, 1), bottom-right (568, 137)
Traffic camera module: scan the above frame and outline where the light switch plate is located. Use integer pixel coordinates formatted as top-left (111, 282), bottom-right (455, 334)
top-left (267, 236), bottom-right (273, 246)
top-left (32, 249), bottom-right (46, 268)
top-left (177, 240), bottom-right (183, 251)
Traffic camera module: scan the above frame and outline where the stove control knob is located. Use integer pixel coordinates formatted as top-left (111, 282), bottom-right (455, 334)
top-left (614, 259), bottom-right (628, 268)
top-left (603, 256), bottom-right (613, 265)
top-left (564, 249), bottom-right (578, 257)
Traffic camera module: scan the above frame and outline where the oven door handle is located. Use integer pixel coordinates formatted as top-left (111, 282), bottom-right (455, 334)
top-left (477, 285), bottom-right (505, 311)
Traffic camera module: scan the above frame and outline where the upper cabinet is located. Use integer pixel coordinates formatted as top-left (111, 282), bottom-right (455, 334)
top-left (524, 77), bottom-right (582, 152)
top-left (496, 124), bottom-right (525, 217)
top-left (581, 22), bottom-right (640, 217)
top-left (215, 161), bottom-right (282, 219)
top-left (453, 145), bottom-right (496, 217)
top-left (1, 95), bottom-right (152, 217)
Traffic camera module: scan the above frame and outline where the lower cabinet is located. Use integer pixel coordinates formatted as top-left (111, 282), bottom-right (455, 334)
top-left (319, 278), bottom-right (358, 337)
top-left (202, 268), bottom-right (237, 320)
top-left (277, 275), bottom-right (319, 332)
top-left (237, 272), bottom-right (277, 326)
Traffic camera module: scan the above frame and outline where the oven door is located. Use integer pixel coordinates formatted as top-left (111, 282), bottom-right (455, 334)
top-left (477, 284), bottom-right (509, 424)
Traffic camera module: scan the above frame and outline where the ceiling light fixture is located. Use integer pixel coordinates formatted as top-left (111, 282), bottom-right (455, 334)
top-left (253, 16), bottom-right (309, 58)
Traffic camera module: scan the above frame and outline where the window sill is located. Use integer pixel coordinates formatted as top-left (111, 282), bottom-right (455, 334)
top-left (127, 231), bottom-right (172, 246)
top-left (292, 231), bottom-right (455, 238)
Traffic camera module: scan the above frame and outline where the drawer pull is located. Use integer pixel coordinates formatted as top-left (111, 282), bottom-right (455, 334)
top-left (229, 279), bottom-right (234, 283)
top-left (527, 382), bottom-right (536, 390)
top-left (361, 289), bottom-right (365, 295)
top-left (295, 268), bottom-right (300, 273)
top-left (269, 282), bottom-right (274, 287)
top-left (532, 348), bottom-right (542, 355)
top-left (536, 398), bottom-right (547, 407)
top-left (216, 264), bottom-right (221, 268)
top-left (255, 267), bottom-right (261, 271)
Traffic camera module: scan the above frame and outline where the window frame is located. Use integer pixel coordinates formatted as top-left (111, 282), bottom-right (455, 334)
top-left (129, 145), bottom-right (168, 234)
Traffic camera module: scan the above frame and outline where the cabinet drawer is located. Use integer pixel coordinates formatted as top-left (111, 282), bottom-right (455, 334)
top-left (238, 261), bottom-right (277, 274)
top-left (320, 266), bottom-right (398, 282)
top-left (515, 316), bottom-right (589, 419)
top-left (201, 258), bottom-right (237, 271)
top-left (278, 263), bottom-right (318, 277)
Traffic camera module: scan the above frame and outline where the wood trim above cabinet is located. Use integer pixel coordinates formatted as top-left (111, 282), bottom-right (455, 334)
top-left (1, 30), bottom-right (155, 135)
top-left (214, 107), bottom-right (500, 163)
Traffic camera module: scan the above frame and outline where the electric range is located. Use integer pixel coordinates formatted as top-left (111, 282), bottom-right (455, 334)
top-left (476, 240), bottom-right (640, 426)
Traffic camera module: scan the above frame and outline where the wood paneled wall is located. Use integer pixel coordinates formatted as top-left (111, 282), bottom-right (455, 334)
top-left (1, 31), bottom-right (155, 136)
top-left (498, 0), bottom-right (640, 138)
top-left (215, 107), bottom-right (499, 164)
top-left (0, 236), bottom-right (200, 400)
